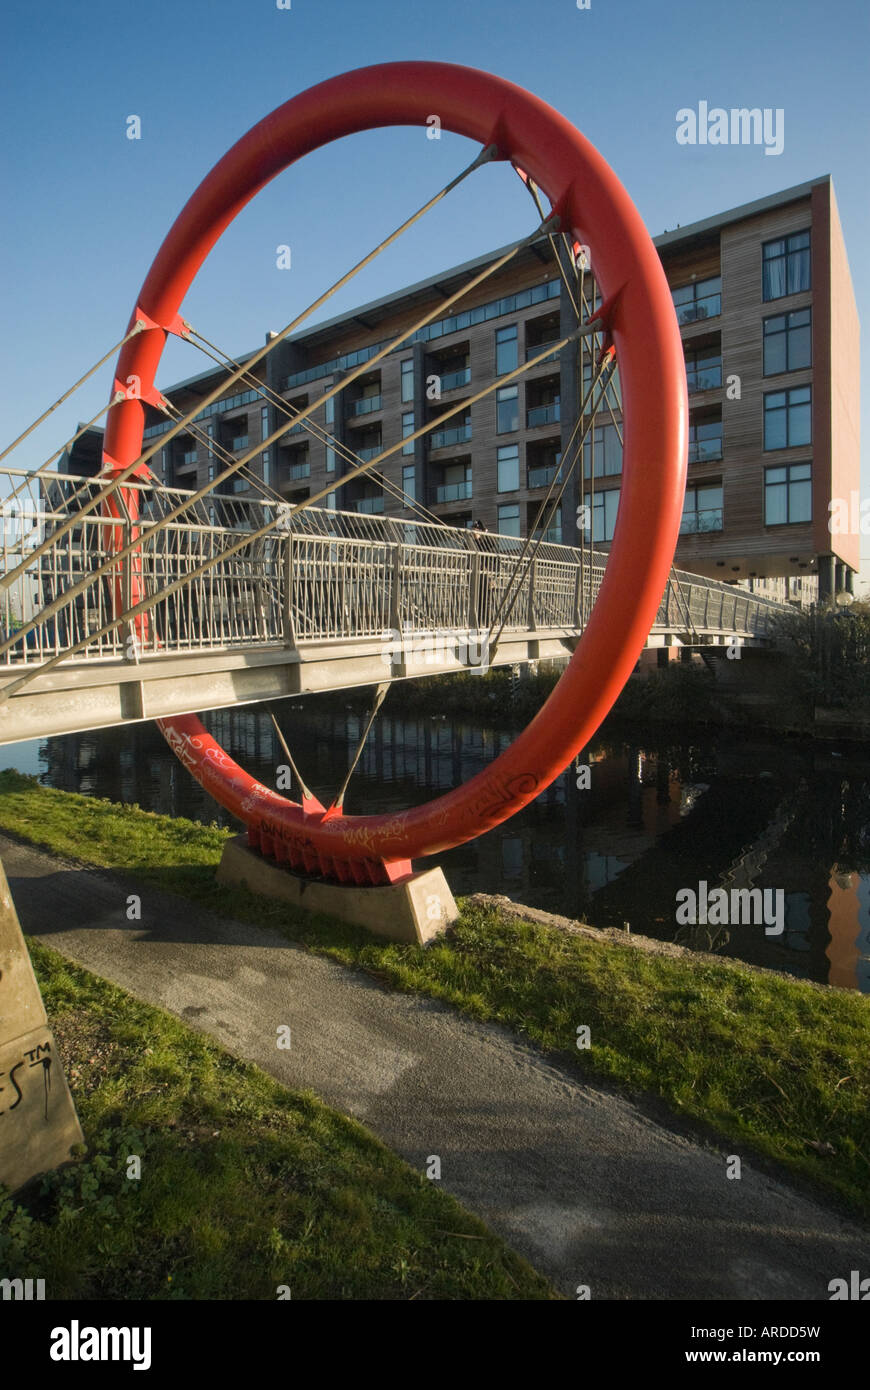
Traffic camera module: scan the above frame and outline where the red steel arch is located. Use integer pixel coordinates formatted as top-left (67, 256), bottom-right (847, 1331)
top-left (104, 61), bottom-right (687, 884)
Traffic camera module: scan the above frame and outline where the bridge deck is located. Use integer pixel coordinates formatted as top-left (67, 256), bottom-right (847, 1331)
top-left (0, 471), bottom-right (789, 744)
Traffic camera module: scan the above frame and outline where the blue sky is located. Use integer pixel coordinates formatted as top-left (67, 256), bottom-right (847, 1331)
top-left (2, 0), bottom-right (868, 575)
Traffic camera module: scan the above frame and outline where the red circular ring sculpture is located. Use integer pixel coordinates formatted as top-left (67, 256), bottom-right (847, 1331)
top-left (104, 61), bottom-right (687, 885)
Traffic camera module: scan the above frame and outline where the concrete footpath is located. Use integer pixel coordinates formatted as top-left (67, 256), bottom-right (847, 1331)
top-left (3, 831), bottom-right (868, 1301)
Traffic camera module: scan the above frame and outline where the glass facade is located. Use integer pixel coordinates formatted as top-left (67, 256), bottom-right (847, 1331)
top-left (671, 277), bottom-right (721, 324)
top-left (680, 484), bottom-right (723, 534)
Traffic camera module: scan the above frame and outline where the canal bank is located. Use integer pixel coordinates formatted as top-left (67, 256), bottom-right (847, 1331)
top-left (5, 690), bottom-right (869, 991)
top-left (2, 823), bottom-right (869, 1299)
top-left (0, 775), bottom-right (868, 1234)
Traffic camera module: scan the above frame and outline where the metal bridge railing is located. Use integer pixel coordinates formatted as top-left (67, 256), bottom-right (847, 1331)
top-left (0, 466), bottom-right (788, 672)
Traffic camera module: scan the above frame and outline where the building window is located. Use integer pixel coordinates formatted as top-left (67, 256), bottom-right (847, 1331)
top-left (261, 405), bottom-right (269, 437)
top-left (762, 230), bottom-right (810, 301)
top-left (325, 491), bottom-right (337, 510)
top-left (497, 502), bottom-right (520, 537)
top-left (680, 484), bottom-right (723, 534)
top-left (206, 422), bottom-right (214, 457)
top-left (326, 445), bottom-right (335, 473)
top-left (496, 325), bottom-right (518, 375)
top-left (262, 450), bottom-right (270, 487)
top-left (401, 358), bottom-right (415, 403)
top-left (402, 464), bottom-right (416, 502)
top-left (584, 423), bottom-right (622, 478)
top-left (497, 444), bottom-right (520, 492)
top-left (671, 277), bottom-right (721, 325)
top-left (685, 349), bottom-right (722, 393)
top-left (436, 462), bottom-right (472, 504)
top-left (496, 385), bottom-right (518, 433)
top-left (402, 411), bottom-right (415, 455)
top-left (765, 463), bottom-right (811, 525)
top-left (590, 489), bottom-right (620, 543)
top-left (324, 395), bottom-right (334, 426)
top-left (763, 308), bottom-right (811, 375)
top-left (533, 503), bottom-right (562, 544)
top-left (688, 415), bottom-right (723, 464)
top-left (764, 386), bottom-right (811, 450)
top-left (208, 463), bottom-right (215, 481)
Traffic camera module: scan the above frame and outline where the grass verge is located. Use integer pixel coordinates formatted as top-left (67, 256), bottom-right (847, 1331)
top-left (1, 938), bottom-right (554, 1299)
top-left (1, 769), bottom-right (868, 1222)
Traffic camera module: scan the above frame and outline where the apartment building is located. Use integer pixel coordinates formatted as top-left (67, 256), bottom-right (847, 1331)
top-left (68, 175), bottom-right (859, 603)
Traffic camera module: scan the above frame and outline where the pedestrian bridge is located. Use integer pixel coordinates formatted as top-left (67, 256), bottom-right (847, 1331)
top-left (0, 467), bottom-right (788, 746)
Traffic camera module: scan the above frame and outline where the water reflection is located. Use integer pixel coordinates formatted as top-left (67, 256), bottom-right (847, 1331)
top-left (7, 701), bottom-right (870, 992)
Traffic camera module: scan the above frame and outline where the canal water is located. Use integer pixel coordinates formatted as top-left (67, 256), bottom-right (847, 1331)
top-left (4, 700), bottom-right (869, 993)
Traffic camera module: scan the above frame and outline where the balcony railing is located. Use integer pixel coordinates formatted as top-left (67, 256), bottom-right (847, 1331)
top-left (356, 446), bottom-right (381, 461)
top-left (688, 437), bottom-right (723, 464)
top-left (288, 461), bottom-right (311, 480)
top-left (686, 368), bottom-right (723, 393)
top-left (348, 394), bottom-right (381, 417)
top-left (436, 480), bottom-right (472, 503)
top-left (528, 464), bottom-right (563, 489)
top-left (439, 367), bottom-right (471, 391)
top-left (180, 451), bottom-right (197, 466)
top-left (430, 423), bottom-right (471, 449)
top-left (526, 403), bottom-right (560, 428)
top-left (680, 509), bottom-right (723, 534)
top-left (229, 436), bottom-right (249, 452)
top-left (675, 293), bottom-right (721, 326)
top-left (356, 495), bottom-right (385, 514)
top-left (526, 340), bottom-right (561, 364)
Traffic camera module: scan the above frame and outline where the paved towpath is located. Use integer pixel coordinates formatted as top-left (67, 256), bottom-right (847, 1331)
top-left (3, 831), bottom-right (868, 1300)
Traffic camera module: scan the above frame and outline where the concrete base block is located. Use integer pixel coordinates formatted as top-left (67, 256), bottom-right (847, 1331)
top-left (217, 835), bottom-right (458, 945)
top-left (0, 1025), bottom-right (84, 1193)
top-left (0, 858), bottom-right (84, 1193)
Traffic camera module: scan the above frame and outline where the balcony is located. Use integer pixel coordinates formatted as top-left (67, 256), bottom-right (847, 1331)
top-left (288, 460), bottom-right (310, 480)
top-left (229, 435), bottom-right (249, 452)
top-left (686, 368), bottom-right (723, 393)
top-left (356, 495), bottom-right (385, 514)
top-left (348, 394), bottom-right (382, 417)
top-left (356, 446), bottom-right (381, 462)
top-left (440, 367), bottom-right (471, 391)
top-left (688, 436), bottom-right (723, 464)
top-left (430, 422), bottom-right (471, 450)
top-left (680, 508), bottom-right (723, 534)
top-left (526, 341), bottom-right (561, 364)
top-left (436, 479), bottom-right (472, 503)
top-left (526, 403), bottom-right (560, 428)
top-left (675, 293), bottom-right (721, 326)
top-left (180, 450), bottom-right (197, 466)
top-left (528, 463), bottom-right (563, 489)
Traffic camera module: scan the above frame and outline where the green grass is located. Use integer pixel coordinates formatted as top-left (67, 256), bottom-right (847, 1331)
top-left (1, 769), bottom-right (869, 1222)
top-left (1, 938), bottom-right (554, 1300)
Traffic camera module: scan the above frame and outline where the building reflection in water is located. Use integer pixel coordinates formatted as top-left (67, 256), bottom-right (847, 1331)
top-left (26, 700), bottom-right (870, 993)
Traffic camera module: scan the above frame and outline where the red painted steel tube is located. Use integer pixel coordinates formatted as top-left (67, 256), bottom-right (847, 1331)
top-left (102, 62), bottom-right (686, 876)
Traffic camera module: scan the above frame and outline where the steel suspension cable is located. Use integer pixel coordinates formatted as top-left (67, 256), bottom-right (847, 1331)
top-left (0, 216), bottom-right (570, 665)
top-left (0, 324), bottom-right (144, 465)
top-left (485, 351), bottom-right (619, 649)
top-left (184, 330), bottom-right (450, 528)
top-left (0, 316), bottom-right (599, 696)
top-left (0, 144), bottom-right (499, 597)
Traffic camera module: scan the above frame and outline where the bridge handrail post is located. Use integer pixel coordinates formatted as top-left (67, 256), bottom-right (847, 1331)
top-left (282, 533), bottom-right (297, 648)
top-left (468, 548), bottom-right (480, 631)
top-left (389, 543), bottom-right (403, 641)
top-left (573, 561), bottom-right (583, 628)
top-left (527, 557), bottom-right (537, 632)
